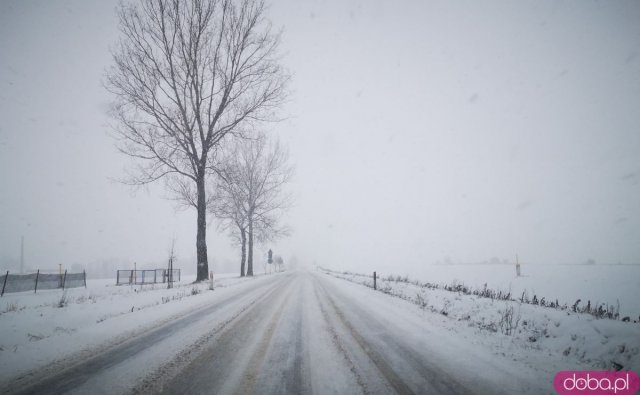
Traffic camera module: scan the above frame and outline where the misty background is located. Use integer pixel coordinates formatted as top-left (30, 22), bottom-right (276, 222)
top-left (1, 0), bottom-right (639, 277)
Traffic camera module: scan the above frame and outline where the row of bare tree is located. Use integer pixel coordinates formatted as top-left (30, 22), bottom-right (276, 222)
top-left (209, 135), bottom-right (292, 277)
top-left (105, 0), bottom-right (291, 280)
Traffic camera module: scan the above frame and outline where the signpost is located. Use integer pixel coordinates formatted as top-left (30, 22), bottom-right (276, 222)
top-left (267, 249), bottom-right (273, 274)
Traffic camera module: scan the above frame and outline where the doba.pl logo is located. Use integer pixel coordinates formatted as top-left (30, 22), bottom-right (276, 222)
top-left (554, 371), bottom-right (640, 395)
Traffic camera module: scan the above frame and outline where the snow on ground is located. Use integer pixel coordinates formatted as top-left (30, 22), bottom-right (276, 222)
top-left (320, 268), bottom-right (640, 374)
top-left (2, 265), bottom-right (638, 393)
top-left (137, 270), bottom-right (554, 394)
top-left (371, 263), bottom-right (640, 318)
top-left (315, 271), bottom-right (547, 394)
top-left (0, 272), bottom-right (273, 384)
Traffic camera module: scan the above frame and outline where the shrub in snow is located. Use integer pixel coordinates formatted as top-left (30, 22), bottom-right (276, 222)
top-left (414, 292), bottom-right (428, 309)
top-left (56, 292), bottom-right (68, 308)
top-left (498, 305), bottom-right (521, 336)
top-left (571, 299), bottom-right (620, 320)
top-left (527, 327), bottom-right (549, 343)
top-left (440, 300), bottom-right (451, 316)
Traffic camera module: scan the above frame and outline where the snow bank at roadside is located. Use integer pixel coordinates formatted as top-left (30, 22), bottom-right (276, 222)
top-left (0, 273), bottom-right (266, 383)
top-left (353, 263), bottom-right (640, 318)
top-left (321, 268), bottom-right (640, 373)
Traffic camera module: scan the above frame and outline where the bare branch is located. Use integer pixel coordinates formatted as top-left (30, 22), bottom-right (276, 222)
top-left (209, 132), bottom-right (293, 250)
top-left (106, 0), bottom-right (289, 281)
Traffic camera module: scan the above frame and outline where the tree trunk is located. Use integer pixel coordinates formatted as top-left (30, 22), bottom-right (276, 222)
top-left (247, 216), bottom-right (254, 276)
top-left (196, 176), bottom-right (209, 281)
top-left (240, 228), bottom-right (247, 277)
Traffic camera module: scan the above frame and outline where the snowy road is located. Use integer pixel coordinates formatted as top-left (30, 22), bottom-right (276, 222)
top-left (7, 270), bottom-right (548, 394)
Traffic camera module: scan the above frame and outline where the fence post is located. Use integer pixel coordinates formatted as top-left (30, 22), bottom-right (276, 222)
top-left (1, 270), bottom-right (8, 296)
top-left (62, 270), bottom-right (67, 290)
top-left (373, 271), bottom-right (377, 290)
top-left (84, 270), bottom-right (87, 288)
top-left (34, 269), bottom-right (40, 293)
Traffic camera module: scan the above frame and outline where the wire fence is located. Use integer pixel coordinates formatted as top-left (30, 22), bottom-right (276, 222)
top-left (1, 270), bottom-right (87, 296)
top-left (116, 269), bottom-right (180, 285)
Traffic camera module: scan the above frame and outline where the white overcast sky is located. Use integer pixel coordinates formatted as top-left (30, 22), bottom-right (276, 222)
top-left (1, 0), bottom-right (639, 274)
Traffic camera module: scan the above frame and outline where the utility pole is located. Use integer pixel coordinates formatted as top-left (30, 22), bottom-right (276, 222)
top-left (168, 240), bottom-right (175, 289)
top-left (20, 236), bottom-right (24, 274)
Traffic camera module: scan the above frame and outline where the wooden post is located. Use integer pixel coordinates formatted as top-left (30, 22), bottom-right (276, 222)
top-left (62, 270), bottom-right (67, 290)
top-left (2, 270), bottom-right (9, 296)
top-left (83, 270), bottom-right (87, 288)
top-left (34, 269), bottom-right (40, 293)
top-left (374, 271), bottom-right (377, 290)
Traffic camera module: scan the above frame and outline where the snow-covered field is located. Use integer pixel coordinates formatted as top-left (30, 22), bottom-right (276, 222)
top-left (0, 272), bottom-right (267, 385)
top-left (352, 263), bottom-right (640, 318)
top-left (321, 267), bottom-right (640, 374)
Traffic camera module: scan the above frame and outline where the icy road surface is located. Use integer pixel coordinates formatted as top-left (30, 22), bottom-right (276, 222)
top-left (7, 270), bottom-right (549, 394)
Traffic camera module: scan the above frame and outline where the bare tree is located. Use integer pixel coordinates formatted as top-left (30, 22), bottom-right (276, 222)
top-left (105, 0), bottom-right (288, 281)
top-left (209, 169), bottom-right (250, 276)
top-left (210, 134), bottom-right (292, 276)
